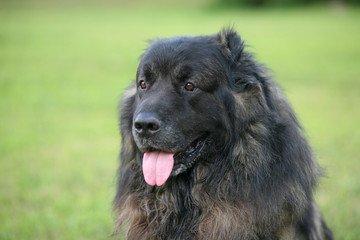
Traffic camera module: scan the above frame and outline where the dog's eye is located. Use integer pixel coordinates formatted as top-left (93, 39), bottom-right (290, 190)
top-left (185, 82), bottom-right (195, 91)
top-left (139, 80), bottom-right (147, 89)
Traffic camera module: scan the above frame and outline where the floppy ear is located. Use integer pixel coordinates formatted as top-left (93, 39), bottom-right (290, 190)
top-left (119, 84), bottom-right (138, 163)
top-left (217, 28), bottom-right (262, 93)
top-left (217, 28), bottom-right (245, 65)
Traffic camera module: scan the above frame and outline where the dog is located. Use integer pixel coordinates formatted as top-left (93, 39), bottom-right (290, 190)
top-left (114, 28), bottom-right (333, 240)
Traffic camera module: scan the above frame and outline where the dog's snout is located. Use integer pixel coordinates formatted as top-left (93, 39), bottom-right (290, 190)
top-left (134, 113), bottom-right (161, 135)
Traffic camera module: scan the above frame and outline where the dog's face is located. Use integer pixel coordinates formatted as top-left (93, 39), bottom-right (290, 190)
top-left (132, 36), bottom-right (232, 186)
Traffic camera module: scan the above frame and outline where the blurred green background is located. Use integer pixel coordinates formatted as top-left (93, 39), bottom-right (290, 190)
top-left (0, 0), bottom-right (359, 239)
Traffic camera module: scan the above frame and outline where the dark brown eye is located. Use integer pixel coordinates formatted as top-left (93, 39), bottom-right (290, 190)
top-left (185, 82), bottom-right (195, 91)
top-left (139, 80), bottom-right (147, 89)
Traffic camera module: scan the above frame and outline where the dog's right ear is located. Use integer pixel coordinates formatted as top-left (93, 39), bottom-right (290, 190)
top-left (119, 84), bottom-right (137, 163)
top-left (217, 28), bottom-right (245, 65)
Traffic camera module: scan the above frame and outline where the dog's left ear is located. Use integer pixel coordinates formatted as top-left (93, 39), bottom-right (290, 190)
top-left (216, 29), bottom-right (266, 96)
top-left (217, 28), bottom-right (245, 65)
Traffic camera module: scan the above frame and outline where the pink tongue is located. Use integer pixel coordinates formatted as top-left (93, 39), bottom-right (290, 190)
top-left (142, 152), bottom-right (175, 186)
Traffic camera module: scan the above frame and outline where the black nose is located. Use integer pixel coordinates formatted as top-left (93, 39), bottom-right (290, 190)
top-left (134, 113), bottom-right (161, 135)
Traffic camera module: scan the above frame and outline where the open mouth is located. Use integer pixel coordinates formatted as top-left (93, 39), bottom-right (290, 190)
top-left (141, 135), bottom-right (208, 186)
top-left (171, 136), bottom-right (208, 176)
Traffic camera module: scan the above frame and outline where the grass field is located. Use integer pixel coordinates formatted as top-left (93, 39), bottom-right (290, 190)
top-left (0, 2), bottom-right (359, 239)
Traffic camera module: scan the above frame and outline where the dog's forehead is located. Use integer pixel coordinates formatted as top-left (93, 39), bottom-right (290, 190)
top-left (140, 36), bottom-right (221, 74)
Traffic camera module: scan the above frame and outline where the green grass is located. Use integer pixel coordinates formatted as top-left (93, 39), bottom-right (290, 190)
top-left (1, 3), bottom-right (360, 239)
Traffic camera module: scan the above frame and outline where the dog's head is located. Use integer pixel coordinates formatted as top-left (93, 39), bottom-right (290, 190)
top-left (126, 29), bottom-right (267, 186)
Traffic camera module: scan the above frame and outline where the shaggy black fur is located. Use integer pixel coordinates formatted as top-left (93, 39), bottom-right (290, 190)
top-left (114, 29), bottom-right (333, 240)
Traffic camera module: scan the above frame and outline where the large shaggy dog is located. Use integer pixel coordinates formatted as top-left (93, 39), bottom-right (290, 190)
top-left (114, 29), bottom-right (333, 239)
